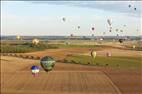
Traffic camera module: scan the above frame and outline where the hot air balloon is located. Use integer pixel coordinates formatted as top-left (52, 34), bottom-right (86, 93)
top-left (91, 50), bottom-right (96, 59)
top-left (134, 8), bottom-right (136, 10)
top-left (123, 25), bottom-right (126, 27)
top-left (118, 39), bottom-right (124, 43)
top-left (109, 29), bottom-right (112, 32)
top-left (31, 65), bottom-right (39, 76)
top-left (128, 5), bottom-right (131, 8)
top-left (106, 52), bottom-right (111, 57)
top-left (62, 17), bottom-right (66, 22)
top-left (65, 42), bottom-right (70, 45)
top-left (100, 38), bottom-right (103, 41)
top-left (120, 30), bottom-right (123, 32)
top-left (107, 19), bottom-right (112, 26)
top-left (92, 34), bottom-right (94, 37)
top-left (116, 29), bottom-right (119, 32)
top-left (77, 26), bottom-right (80, 29)
top-left (32, 38), bottom-right (39, 45)
top-left (16, 35), bottom-right (21, 40)
top-left (107, 19), bottom-right (112, 32)
top-left (103, 32), bottom-right (106, 35)
top-left (70, 34), bottom-right (74, 37)
top-left (92, 27), bottom-right (95, 31)
top-left (132, 45), bottom-right (136, 49)
top-left (40, 56), bottom-right (55, 72)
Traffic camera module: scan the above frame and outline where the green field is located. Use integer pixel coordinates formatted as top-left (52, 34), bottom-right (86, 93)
top-left (0, 42), bottom-right (58, 53)
top-left (64, 55), bottom-right (141, 69)
top-left (1, 40), bottom-right (142, 69)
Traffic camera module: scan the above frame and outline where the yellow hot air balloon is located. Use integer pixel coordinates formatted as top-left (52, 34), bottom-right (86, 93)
top-left (16, 35), bottom-right (21, 40)
top-left (32, 38), bottom-right (39, 45)
top-left (91, 50), bottom-right (96, 59)
top-left (132, 45), bottom-right (136, 49)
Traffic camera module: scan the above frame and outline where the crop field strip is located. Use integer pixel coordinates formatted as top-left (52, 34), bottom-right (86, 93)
top-left (1, 71), bottom-right (121, 94)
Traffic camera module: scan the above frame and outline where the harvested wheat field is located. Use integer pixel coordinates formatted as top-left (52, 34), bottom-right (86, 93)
top-left (1, 56), bottom-right (121, 94)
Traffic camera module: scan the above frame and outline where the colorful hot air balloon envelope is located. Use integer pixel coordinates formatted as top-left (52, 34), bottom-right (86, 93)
top-left (40, 56), bottom-right (55, 72)
top-left (31, 65), bottom-right (39, 76)
top-left (91, 50), bottom-right (96, 59)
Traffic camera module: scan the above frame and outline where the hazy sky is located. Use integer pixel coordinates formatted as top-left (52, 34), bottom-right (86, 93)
top-left (1, 1), bottom-right (142, 36)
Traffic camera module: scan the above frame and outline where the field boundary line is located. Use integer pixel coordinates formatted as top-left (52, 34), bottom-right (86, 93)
top-left (103, 71), bottom-right (122, 94)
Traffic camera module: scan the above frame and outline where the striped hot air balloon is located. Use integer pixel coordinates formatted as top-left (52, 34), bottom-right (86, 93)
top-left (40, 56), bottom-right (55, 72)
top-left (31, 65), bottom-right (39, 76)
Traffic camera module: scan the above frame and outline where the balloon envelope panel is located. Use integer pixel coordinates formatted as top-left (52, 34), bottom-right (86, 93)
top-left (31, 65), bottom-right (39, 70)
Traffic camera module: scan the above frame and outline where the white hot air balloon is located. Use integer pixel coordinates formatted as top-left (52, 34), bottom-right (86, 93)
top-left (32, 38), bottom-right (40, 45)
top-left (106, 52), bottom-right (111, 57)
top-left (132, 45), bottom-right (136, 49)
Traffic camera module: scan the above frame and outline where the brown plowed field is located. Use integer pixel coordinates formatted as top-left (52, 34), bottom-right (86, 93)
top-left (1, 71), bottom-right (121, 94)
top-left (1, 56), bottom-right (142, 94)
top-left (1, 56), bottom-right (122, 94)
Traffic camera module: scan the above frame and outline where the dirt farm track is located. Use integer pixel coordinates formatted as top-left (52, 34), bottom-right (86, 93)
top-left (1, 56), bottom-right (141, 94)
